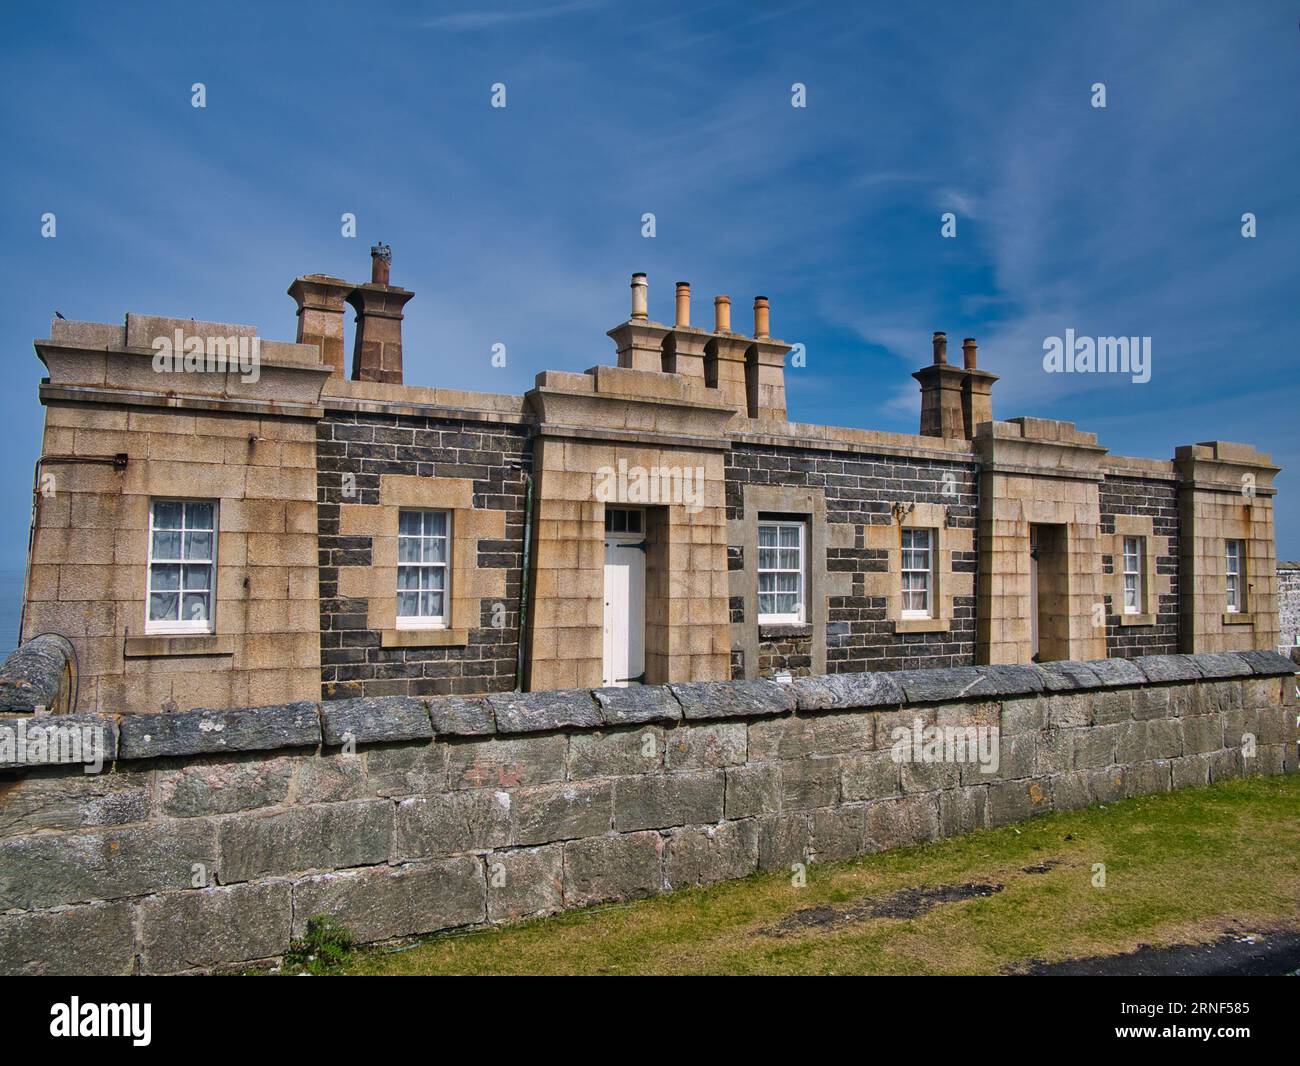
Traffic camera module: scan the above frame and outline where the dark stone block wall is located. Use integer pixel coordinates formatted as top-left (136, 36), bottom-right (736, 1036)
top-left (725, 443), bottom-right (979, 673)
top-left (316, 411), bottom-right (532, 699)
top-left (1099, 475), bottom-right (1180, 658)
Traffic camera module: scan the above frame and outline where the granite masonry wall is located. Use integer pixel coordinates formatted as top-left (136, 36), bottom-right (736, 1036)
top-left (1099, 474), bottom-right (1181, 658)
top-left (725, 442), bottom-right (979, 675)
top-left (316, 410), bottom-right (532, 700)
top-left (1, 650), bottom-right (1294, 975)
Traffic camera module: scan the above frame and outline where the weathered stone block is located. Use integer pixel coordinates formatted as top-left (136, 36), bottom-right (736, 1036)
top-left (724, 763), bottom-right (780, 818)
top-left (777, 757), bottom-right (839, 810)
top-left (935, 701), bottom-right (998, 730)
top-left (1082, 657), bottom-right (1145, 687)
top-left (0, 900), bottom-right (134, 976)
top-left (292, 857), bottom-right (486, 942)
top-left (999, 696), bottom-right (1047, 734)
top-left (873, 706), bottom-right (936, 748)
top-left (809, 804), bottom-right (868, 863)
top-left (218, 799), bottom-right (392, 882)
top-left (987, 779), bottom-right (1050, 827)
top-left (991, 731), bottom-right (1036, 781)
top-left (664, 820), bottom-right (759, 887)
top-left (593, 685), bottom-right (681, 726)
top-left (1182, 715), bottom-right (1224, 755)
top-left (155, 754), bottom-right (293, 817)
top-left (365, 741), bottom-right (448, 797)
top-left (757, 811), bottom-right (812, 871)
top-left (446, 734), bottom-right (566, 790)
top-left (1046, 770), bottom-right (1090, 811)
top-left (118, 702), bottom-right (319, 759)
top-left (486, 845), bottom-right (564, 922)
top-left (1046, 693), bottom-right (1091, 729)
top-left (863, 793), bottom-right (941, 850)
top-left (1171, 753), bottom-right (1211, 789)
top-left (568, 727), bottom-right (663, 778)
top-left (0, 768), bottom-right (148, 835)
top-left (900, 758), bottom-right (960, 794)
top-left (975, 664), bottom-right (1045, 695)
top-left (1238, 650), bottom-right (1297, 676)
top-left (427, 696), bottom-right (495, 736)
top-left (1132, 686), bottom-right (1171, 721)
top-left (939, 786), bottom-right (988, 837)
top-left (1092, 688), bottom-right (1135, 725)
top-left (747, 715), bottom-right (816, 760)
top-left (512, 781), bottom-right (612, 844)
top-left (1088, 766), bottom-right (1126, 803)
top-left (669, 679), bottom-right (795, 720)
top-left (789, 671), bottom-right (902, 711)
top-left (139, 881), bottom-right (291, 973)
top-left (664, 722), bottom-right (746, 771)
top-left (841, 750), bottom-right (901, 801)
top-left (1193, 653), bottom-right (1251, 680)
top-left (1136, 655), bottom-right (1201, 683)
top-left (1032, 660), bottom-right (1102, 691)
top-left (1071, 726), bottom-right (1117, 770)
top-left (294, 753), bottom-right (366, 804)
top-left (892, 667), bottom-right (995, 703)
top-left (1034, 729), bottom-right (1073, 776)
top-left (1206, 747), bottom-right (1240, 782)
top-left (612, 771), bottom-right (724, 831)
top-left (0, 713), bottom-right (118, 770)
top-left (563, 831), bottom-right (662, 906)
top-left (396, 789), bottom-right (512, 858)
top-left (0, 820), bottom-right (217, 908)
top-left (1123, 760), bottom-right (1171, 797)
top-left (487, 689), bottom-right (600, 733)
top-left (321, 695), bottom-right (431, 745)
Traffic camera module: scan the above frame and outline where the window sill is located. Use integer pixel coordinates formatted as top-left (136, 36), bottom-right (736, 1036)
top-left (382, 627), bottom-right (468, 648)
top-left (125, 634), bottom-right (232, 658)
top-left (758, 623), bottom-right (813, 640)
top-left (891, 617), bottom-right (950, 634)
top-left (1222, 612), bottom-right (1253, 626)
top-left (1118, 612), bottom-right (1156, 627)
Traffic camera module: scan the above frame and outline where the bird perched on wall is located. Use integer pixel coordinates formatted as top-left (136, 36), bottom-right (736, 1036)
top-left (54, 311), bottom-right (65, 319)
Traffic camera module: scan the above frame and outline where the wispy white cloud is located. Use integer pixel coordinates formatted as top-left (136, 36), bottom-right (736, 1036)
top-left (419, 0), bottom-right (606, 32)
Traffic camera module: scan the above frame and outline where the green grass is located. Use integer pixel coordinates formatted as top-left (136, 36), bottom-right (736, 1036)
top-left (333, 775), bottom-right (1300, 975)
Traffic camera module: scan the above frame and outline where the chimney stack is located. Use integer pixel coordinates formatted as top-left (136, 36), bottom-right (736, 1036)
top-left (288, 274), bottom-right (352, 379)
top-left (348, 242), bottom-right (413, 385)
top-left (932, 331), bottom-right (948, 364)
top-left (714, 295), bottom-right (731, 332)
top-left (961, 337), bottom-right (997, 437)
top-left (914, 330), bottom-right (965, 438)
top-left (754, 297), bottom-right (771, 339)
top-left (675, 282), bottom-right (691, 328)
top-left (630, 273), bottom-right (649, 321)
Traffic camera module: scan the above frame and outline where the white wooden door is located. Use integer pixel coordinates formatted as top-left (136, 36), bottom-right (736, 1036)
top-left (603, 538), bottom-right (645, 686)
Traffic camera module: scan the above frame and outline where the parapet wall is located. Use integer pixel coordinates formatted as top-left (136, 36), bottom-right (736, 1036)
top-left (1, 652), bottom-right (1295, 975)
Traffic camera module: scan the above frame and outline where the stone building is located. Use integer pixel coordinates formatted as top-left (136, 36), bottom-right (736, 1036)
top-left (20, 247), bottom-right (1283, 713)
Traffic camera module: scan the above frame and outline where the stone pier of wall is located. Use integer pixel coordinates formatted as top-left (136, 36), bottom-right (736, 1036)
top-left (1, 651), bottom-right (1294, 975)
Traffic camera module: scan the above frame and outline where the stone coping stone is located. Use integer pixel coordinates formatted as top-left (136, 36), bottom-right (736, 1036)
top-left (789, 671), bottom-right (903, 712)
top-left (427, 696), bottom-right (495, 736)
top-left (486, 689), bottom-right (600, 734)
top-left (1080, 657), bottom-right (1146, 687)
top-left (1032, 660), bottom-right (1102, 691)
top-left (1191, 653), bottom-right (1251, 679)
top-left (0, 713), bottom-right (118, 770)
top-left (1134, 654), bottom-right (1202, 683)
top-left (118, 702), bottom-right (320, 759)
top-left (976, 664), bottom-right (1045, 695)
top-left (320, 695), bottom-right (432, 746)
top-left (890, 667), bottom-right (995, 703)
top-left (593, 686), bottom-right (682, 725)
top-left (0, 634), bottom-right (73, 713)
top-left (1237, 650), bottom-right (1297, 677)
top-left (669, 679), bottom-right (795, 720)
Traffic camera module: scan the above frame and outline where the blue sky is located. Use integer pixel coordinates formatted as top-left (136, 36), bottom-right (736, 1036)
top-left (1, 0), bottom-right (1298, 572)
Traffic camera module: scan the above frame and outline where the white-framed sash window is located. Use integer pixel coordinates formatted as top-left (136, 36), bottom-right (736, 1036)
top-left (397, 509), bottom-right (451, 627)
top-left (147, 499), bottom-right (217, 633)
top-left (758, 520), bottom-right (804, 623)
top-left (901, 528), bottom-right (933, 618)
